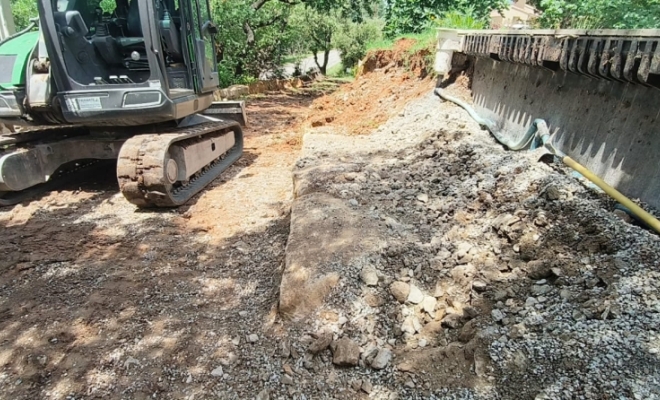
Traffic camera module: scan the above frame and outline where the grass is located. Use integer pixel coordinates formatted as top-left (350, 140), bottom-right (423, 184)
top-left (366, 29), bottom-right (438, 53)
top-left (282, 53), bottom-right (307, 65)
top-left (326, 63), bottom-right (354, 81)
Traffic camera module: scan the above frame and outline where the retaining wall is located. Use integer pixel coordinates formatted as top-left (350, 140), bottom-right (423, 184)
top-left (438, 29), bottom-right (660, 209)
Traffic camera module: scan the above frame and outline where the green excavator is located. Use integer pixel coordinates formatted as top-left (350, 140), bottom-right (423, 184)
top-left (0, 0), bottom-right (246, 207)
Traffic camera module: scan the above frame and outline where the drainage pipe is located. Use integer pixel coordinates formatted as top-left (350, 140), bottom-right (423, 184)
top-left (433, 88), bottom-right (660, 235)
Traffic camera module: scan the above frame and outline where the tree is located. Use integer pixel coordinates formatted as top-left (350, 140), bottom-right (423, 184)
top-left (332, 18), bottom-right (382, 69)
top-left (10, 0), bottom-right (38, 30)
top-left (287, 6), bottom-right (339, 74)
top-left (383, 0), bottom-right (506, 36)
top-left (528, 0), bottom-right (660, 29)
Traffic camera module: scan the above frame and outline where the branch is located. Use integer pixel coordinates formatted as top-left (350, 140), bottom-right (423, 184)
top-left (251, 0), bottom-right (270, 10)
top-left (243, 21), bottom-right (255, 45)
top-left (254, 14), bottom-right (284, 29)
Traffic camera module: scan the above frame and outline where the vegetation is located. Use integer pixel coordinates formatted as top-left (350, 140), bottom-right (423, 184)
top-left (10, 0), bottom-right (37, 30)
top-left (333, 18), bottom-right (383, 70)
top-left (436, 8), bottom-right (488, 30)
top-left (383, 0), bottom-right (505, 36)
top-left (529, 0), bottom-right (660, 29)
top-left (9, 0), bottom-right (660, 88)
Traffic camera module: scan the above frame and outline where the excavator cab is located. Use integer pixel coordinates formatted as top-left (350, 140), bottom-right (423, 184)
top-left (25, 0), bottom-right (221, 125)
top-left (0, 0), bottom-right (246, 208)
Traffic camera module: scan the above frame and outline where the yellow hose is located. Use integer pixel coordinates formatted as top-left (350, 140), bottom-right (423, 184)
top-left (561, 155), bottom-right (660, 234)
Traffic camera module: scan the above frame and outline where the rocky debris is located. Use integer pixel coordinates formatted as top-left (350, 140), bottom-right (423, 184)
top-left (281, 374), bottom-right (294, 385)
top-left (390, 281), bottom-right (410, 303)
top-left (288, 87), bottom-right (660, 399)
top-left (407, 284), bottom-right (424, 304)
top-left (422, 296), bottom-right (437, 316)
top-left (308, 330), bottom-right (333, 354)
top-left (361, 379), bottom-right (373, 393)
top-left (331, 338), bottom-right (361, 367)
top-left (441, 313), bottom-right (462, 329)
top-left (370, 348), bottom-right (392, 370)
top-left (210, 366), bottom-right (224, 377)
top-left (123, 356), bottom-right (141, 370)
top-left (491, 309), bottom-right (505, 322)
top-left (360, 266), bottom-right (379, 286)
top-left (256, 389), bottom-right (270, 400)
top-left (247, 334), bottom-right (259, 343)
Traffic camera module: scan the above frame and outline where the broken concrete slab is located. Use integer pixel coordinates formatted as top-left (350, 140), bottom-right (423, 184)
top-left (279, 191), bottom-right (386, 320)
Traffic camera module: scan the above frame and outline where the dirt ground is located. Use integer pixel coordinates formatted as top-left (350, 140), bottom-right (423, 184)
top-left (0, 87), bottom-right (326, 399)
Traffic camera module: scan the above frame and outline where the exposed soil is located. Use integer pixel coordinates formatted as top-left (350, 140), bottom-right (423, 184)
top-left (303, 39), bottom-right (435, 135)
top-left (1, 42), bottom-right (659, 400)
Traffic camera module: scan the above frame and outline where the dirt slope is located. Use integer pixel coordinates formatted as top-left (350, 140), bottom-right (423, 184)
top-left (301, 40), bottom-right (434, 135)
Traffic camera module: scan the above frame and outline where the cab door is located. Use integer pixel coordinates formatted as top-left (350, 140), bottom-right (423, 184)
top-left (181, 0), bottom-right (219, 93)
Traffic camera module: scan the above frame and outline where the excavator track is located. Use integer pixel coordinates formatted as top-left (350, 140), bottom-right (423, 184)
top-left (117, 120), bottom-right (243, 207)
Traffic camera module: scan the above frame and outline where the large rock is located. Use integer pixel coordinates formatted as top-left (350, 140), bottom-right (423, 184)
top-left (331, 338), bottom-right (361, 367)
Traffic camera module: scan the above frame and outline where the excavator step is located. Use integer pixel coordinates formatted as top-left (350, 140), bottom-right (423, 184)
top-left (202, 101), bottom-right (248, 127)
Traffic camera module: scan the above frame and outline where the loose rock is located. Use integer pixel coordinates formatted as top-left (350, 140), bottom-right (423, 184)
top-left (407, 284), bottom-right (424, 304)
top-left (390, 281), bottom-right (410, 303)
top-left (360, 266), bottom-right (379, 286)
top-left (370, 348), bottom-right (392, 370)
top-left (331, 338), bottom-right (361, 367)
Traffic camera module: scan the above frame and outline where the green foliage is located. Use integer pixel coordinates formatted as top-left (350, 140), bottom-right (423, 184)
top-left (365, 29), bottom-right (435, 52)
top-left (384, 0), bottom-right (505, 36)
top-left (333, 18), bottom-right (383, 68)
top-left (10, 0), bottom-right (38, 30)
top-left (210, 0), bottom-right (295, 84)
top-left (435, 7), bottom-right (487, 29)
top-left (530, 0), bottom-right (660, 29)
top-left (99, 0), bottom-right (117, 13)
top-left (288, 6), bottom-right (340, 73)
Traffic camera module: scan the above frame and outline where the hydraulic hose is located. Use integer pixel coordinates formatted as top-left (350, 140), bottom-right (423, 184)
top-left (433, 87), bottom-right (660, 235)
top-left (0, 19), bottom-right (38, 48)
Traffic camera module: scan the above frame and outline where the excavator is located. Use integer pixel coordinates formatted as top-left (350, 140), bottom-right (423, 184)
top-left (0, 0), bottom-right (246, 207)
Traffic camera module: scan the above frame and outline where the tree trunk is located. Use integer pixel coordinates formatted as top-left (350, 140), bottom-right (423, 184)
top-left (313, 50), bottom-right (330, 75)
top-left (321, 49), bottom-right (330, 74)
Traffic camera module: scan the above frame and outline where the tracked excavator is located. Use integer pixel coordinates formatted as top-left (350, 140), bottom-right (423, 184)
top-left (0, 0), bottom-right (246, 207)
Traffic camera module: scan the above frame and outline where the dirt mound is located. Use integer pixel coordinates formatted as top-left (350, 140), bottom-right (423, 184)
top-left (303, 38), bottom-right (435, 135)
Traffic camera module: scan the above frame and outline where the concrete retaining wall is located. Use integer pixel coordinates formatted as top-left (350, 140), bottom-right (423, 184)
top-left (437, 29), bottom-right (660, 209)
top-left (470, 57), bottom-right (660, 209)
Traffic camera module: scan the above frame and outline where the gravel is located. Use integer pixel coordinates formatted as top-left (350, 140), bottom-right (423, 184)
top-left (291, 89), bottom-right (660, 399)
